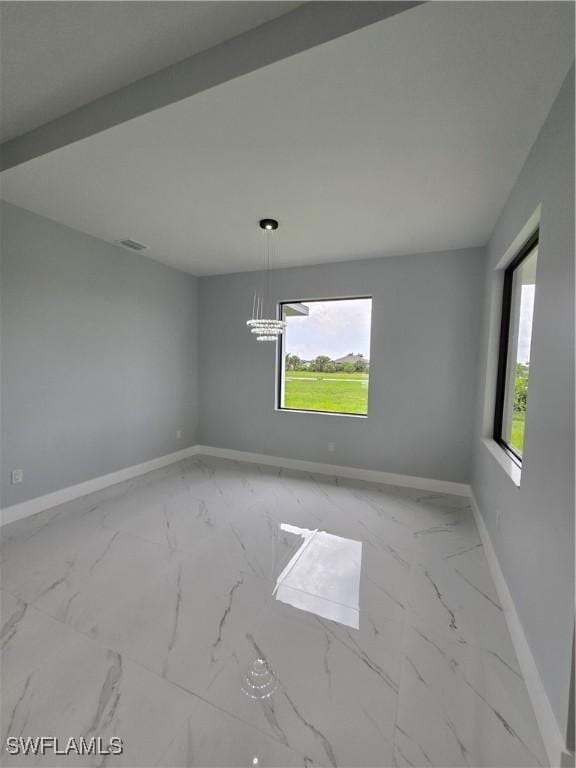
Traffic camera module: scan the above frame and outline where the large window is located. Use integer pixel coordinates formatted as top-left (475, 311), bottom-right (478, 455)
top-left (494, 231), bottom-right (538, 463)
top-left (277, 297), bottom-right (372, 416)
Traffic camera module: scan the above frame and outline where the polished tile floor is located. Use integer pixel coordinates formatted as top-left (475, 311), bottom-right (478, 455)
top-left (1, 457), bottom-right (548, 767)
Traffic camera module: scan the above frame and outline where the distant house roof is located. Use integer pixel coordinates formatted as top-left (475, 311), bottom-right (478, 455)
top-left (334, 353), bottom-right (369, 364)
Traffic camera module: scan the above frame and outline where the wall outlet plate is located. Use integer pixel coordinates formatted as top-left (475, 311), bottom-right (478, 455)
top-left (11, 469), bottom-right (23, 484)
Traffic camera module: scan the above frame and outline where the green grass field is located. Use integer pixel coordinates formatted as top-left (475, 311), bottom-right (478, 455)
top-left (510, 412), bottom-right (526, 454)
top-left (283, 371), bottom-right (369, 414)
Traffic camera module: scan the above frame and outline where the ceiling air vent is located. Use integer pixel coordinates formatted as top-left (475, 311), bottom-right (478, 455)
top-left (119, 238), bottom-right (147, 251)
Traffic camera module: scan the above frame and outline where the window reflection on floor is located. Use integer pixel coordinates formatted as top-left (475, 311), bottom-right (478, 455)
top-left (273, 524), bottom-right (362, 629)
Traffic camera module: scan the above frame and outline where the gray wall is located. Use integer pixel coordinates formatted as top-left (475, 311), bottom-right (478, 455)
top-left (471, 66), bottom-right (574, 736)
top-left (1, 202), bottom-right (198, 507)
top-left (198, 247), bottom-right (484, 484)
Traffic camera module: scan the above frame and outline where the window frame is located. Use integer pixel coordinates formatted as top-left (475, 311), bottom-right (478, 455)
top-left (493, 229), bottom-right (539, 466)
top-left (276, 295), bottom-right (373, 417)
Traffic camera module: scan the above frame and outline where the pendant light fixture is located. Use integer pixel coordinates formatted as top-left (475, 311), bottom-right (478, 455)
top-left (246, 219), bottom-right (286, 341)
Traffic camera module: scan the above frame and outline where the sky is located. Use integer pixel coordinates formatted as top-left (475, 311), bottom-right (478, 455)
top-left (517, 284), bottom-right (535, 364)
top-left (285, 298), bottom-right (372, 361)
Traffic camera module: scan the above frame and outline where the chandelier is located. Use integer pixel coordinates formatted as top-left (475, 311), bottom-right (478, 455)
top-left (246, 219), bottom-right (286, 341)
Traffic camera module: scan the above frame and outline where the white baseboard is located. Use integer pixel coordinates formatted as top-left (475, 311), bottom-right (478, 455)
top-left (470, 491), bottom-right (565, 767)
top-left (0, 446), bottom-right (199, 528)
top-left (0, 443), bottom-right (469, 529)
top-left (195, 444), bottom-right (470, 496)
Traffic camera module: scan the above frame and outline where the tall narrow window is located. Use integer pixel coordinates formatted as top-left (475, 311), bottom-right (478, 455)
top-left (277, 297), bottom-right (372, 416)
top-left (494, 231), bottom-right (538, 463)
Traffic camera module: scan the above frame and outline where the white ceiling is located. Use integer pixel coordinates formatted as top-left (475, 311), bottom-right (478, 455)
top-left (0, 2), bottom-right (573, 276)
top-left (0, 1), bottom-right (300, 141)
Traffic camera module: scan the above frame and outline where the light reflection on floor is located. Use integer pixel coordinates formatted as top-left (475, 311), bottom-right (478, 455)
top-left (273, 523), bottom-right (362, 629)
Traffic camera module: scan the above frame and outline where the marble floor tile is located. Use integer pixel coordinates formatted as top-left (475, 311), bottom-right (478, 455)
top-left (405, 544), bottom-right (518, 670)
top-left (0, 456), bottom-right (547, 767)
top-left (24, 530), bottom-right (270, 695)
top-left (1, 590), bottom-right (72, 694)
top-left (394, 622), bottom-right (548, 767)
top-left (194, 501), bottom-right (304, 583)
top-left (203, 599), bottom-right (403, 767)
top-left (1, 597), bottom-right (199, 767)
top-left (1, 509), bottom-right (129, 607)
top-left (158, 696), bottom-right (324, 767)
top-left (96, 481), bottom-right (241, 556)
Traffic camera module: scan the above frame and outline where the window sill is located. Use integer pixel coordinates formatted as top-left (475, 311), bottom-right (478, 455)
top-left (482, 438), bottom-right (521, 487)
top-left (275, 407), bottom-right (367, 419)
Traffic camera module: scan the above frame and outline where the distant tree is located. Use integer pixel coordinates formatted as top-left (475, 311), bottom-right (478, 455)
top-left (514, 363), bottom-right (529, 412)
top-left (310, 355), bottom-right (332, 372)
top-left (285, 354), bottom-right (302, 371)
top-left (354, 358), bottom-right (368, 373)
top-left (342, 362), bottom-right (355, 373)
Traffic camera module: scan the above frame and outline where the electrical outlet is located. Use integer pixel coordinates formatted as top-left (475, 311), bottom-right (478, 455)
top-left (328, 442), bottom-right (336, 452)
top-left (10, 469), bottom-right (23, 485)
